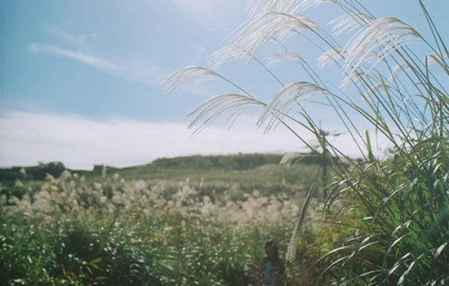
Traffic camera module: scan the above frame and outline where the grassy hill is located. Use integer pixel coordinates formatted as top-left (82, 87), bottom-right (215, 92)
top-left (0, 153), bottom-right (321, 186)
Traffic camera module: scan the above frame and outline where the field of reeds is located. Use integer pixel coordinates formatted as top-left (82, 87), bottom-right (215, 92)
top-left (2, 0), bottom-right (449, 285)
top-left (1, 157), bottom-right (331, 285)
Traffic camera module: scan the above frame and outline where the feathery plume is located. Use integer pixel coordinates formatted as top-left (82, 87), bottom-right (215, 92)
top-left (427, 53), bottom-right (449, 73)
top-left (247, 0), bottom-right (331, 17)
top-left (298, 0), bottom-right (333, 11)
top-left (428, 53), bottom-right (447, 65)
top-left (340, 69), bottom-right (368, 89)
top-left (189, 93), bottom-right (262, 131)
top-left (267, 52), bottom-right (304, 65)
top-left (318, 49), bottom-right (345, 67)
top-left (343, 17), bottom-right (422, 85)
top-left (162, 66), bottom-right (222, 94)
top-left (259, 81), bottom-right (328, 126)
top-left (209, 12), bottom-right (318, 67)
top-left (247, 0), bottom-right (301, 17)
top-left (329, 13), bottom-right (372, 36)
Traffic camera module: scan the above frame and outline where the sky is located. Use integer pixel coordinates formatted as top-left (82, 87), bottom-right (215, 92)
top-left (1, 0), bottom-right (448, 169)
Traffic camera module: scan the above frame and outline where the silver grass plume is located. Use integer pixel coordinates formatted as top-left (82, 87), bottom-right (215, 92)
top-left (328, 13), bottom-right (372, 36)
top-left (188, 93), bottom-right (262, 132)
top-left (267, 52), bottom-right (304, 66)
top-left (428, 53), bottom-right (448, 65)
top-left (162, 66), bottom-right (223, 94)
top-left (247, 0), bottom-right (331, 18)
top-left (258, 81), bottom-right (329, 128)
top-left (318, 49), bottom-right (345, 67)
top-left (298, 0), bottom-right (333, 11)
top-left (428, 53), bottom-right (449, 73)
top-left (247, 0), bottom-right (301, 17)
top-left (343, 17), bottom-right (422, 86)
top-left (209, 12), bottom-right (318, 67)
top-left (340, 69), bottom-right (369, 89)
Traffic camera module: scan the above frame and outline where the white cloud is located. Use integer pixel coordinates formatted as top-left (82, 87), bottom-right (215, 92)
top-left (30, 43), bottom-right (120, 72)
top-left (29, 43), bottom-right (162, 86)
top-left (0, 112), bottom-right (391, 170)
top-left (0, 112), bottom-right (302, 169)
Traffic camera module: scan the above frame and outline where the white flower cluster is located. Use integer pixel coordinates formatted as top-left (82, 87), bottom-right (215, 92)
top-left (4, 172), bottom-right (307, 229)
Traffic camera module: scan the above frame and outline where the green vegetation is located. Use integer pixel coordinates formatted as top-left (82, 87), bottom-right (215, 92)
top-left (0, 159), bottom-right (314, 286)
top-left (2, 0), bottom-right (449, 285)
top-left (0, 162), bottom-right (65, 185)
top-left (115, 153), bottom-right (319, 185)
top-left (0, 153), bottom-right (322, 204)
top-left (321, 139), bottom-right (449, 285)
top-left (0, 213), bottom-right (265, 286)
top-left (0, 153), bottom-right (319, 184)
top-left (164, 0), bottom-right (449, 284)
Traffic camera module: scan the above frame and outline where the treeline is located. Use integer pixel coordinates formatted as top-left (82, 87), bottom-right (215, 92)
top-left (0, 162), bottom-right (66, 185)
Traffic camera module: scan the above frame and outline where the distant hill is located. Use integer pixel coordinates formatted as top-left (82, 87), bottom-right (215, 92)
top-left (0, 153), bottom-right (329, 188)
top-left (132, 153), bottom-right (282, 171)
top-left (0, 154), bottom-right (282, 183)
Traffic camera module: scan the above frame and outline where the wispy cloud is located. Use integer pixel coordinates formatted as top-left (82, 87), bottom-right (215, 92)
top-left (29, 42), bottom-right (163, 86)
top-left (30, 43), bottom-right (121, 72)
top-left (0, 111), bottom-right (390, 169)
top-left (0, 111), bottom-right (302, 169)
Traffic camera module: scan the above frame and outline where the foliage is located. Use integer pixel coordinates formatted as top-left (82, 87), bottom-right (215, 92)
top-left (0, 170), bottom-right (328, 285)
top-left (150, 153), bottom-right (283, 171)
top-left (166, 0), bottom-right (449, 284)
top-left (0, 162), bottom-right (65, 185)
top-left (3, 0), bottom-right (449, 284)
top-left (322, 138), bottom-right (449, 285)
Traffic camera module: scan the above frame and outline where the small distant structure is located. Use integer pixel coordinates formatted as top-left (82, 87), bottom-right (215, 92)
top-left (93, 164), bottom-right (105, 173)
top-left (93, 165), bottom-right (106, 177)
top-left (92, 165), bottom-right (119, 177)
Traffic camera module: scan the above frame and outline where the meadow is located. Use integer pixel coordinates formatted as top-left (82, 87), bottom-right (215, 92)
top-left (1, 154), bottom-right (330, 285)
top-left (2, 0), bottom-right (449, 285)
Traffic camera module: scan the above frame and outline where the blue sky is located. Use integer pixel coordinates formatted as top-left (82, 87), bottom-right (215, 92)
top-left (1, 0), bottom-right (248, 119)
top-left (1, 1), bottom-right (448, 168)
